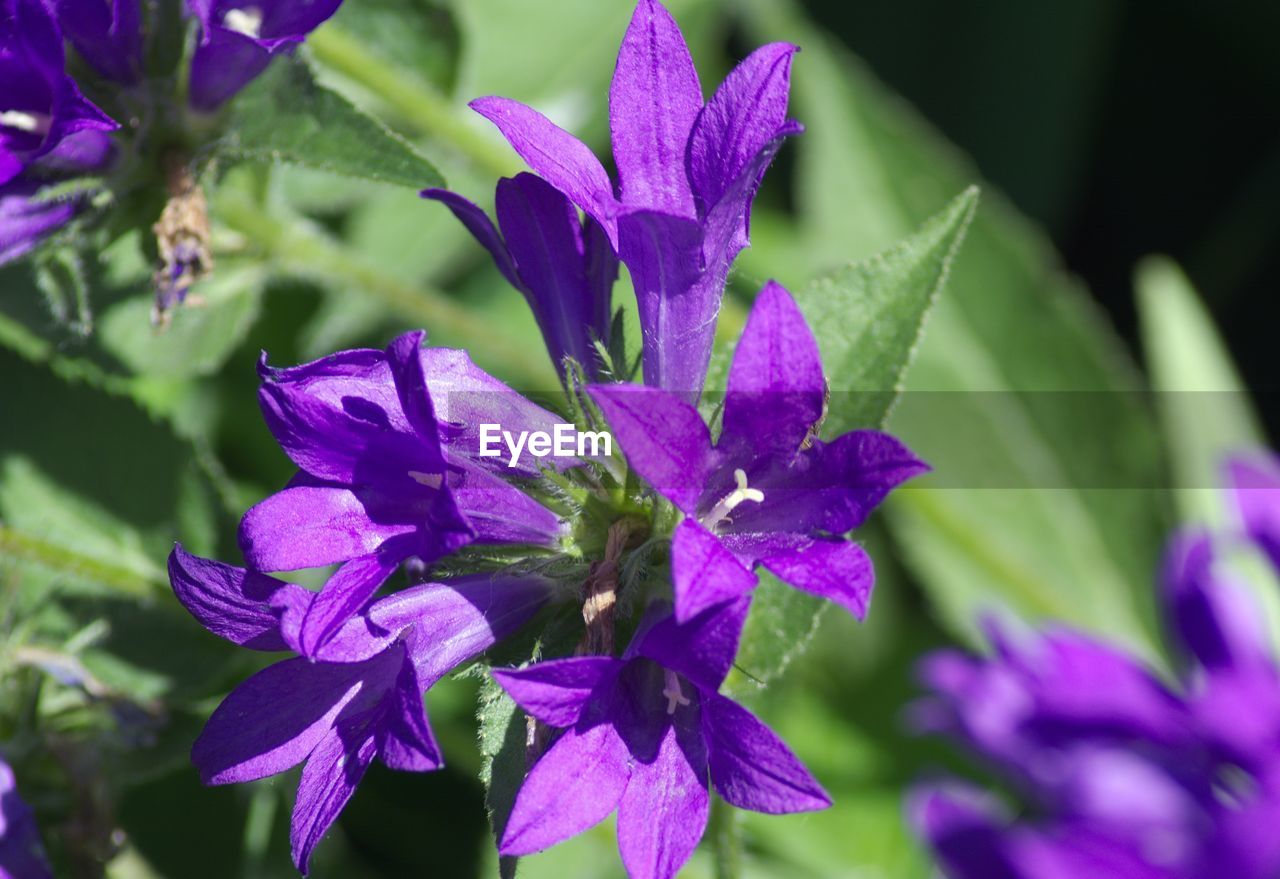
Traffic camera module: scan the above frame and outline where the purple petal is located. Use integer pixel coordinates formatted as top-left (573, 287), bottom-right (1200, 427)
top-left (499, 721), bottom-right (631, 856)
top-left (1225, 454), bottom-right (1280, 572)
top-left (0, 757), bottom-right (52, 879)
top-left (450, 457), bottom-right (564, 547)
top-left (720, 280), bottom-right (825, 459)
top-left (496, 172), bottom-right (610, 373)
top-left (376, 656), bottom-right (442, 772)
top-left (588, 383), bottom-right (717, 513)
top-left (385, 330), bottom-right (446, 457)
top-left (167, 543), bottom-right (302, 650)
top-left (298, 552), bottom-right (402, 658)
top-left (909, 784), bottom-right (1018, 879)
top-left (493, 656), bottom-right (623, 728)
top-left (187, 26), bottom-right (273, 111)
top-left (469, 96), bottom-right (618, 246)
top-left (616, 717), bottom-right (710, 879)
top-left (52, 0), bottom-right (143, 83)
top-left (290, 719), bottom-right (378, 874)
top-left (192, 657), bottom-right (365, 785)
top-left (609, 0), bottom-right (702, 217)
top-left (634, 597), bottom-right (750, 693)
top-left (1162, 529), bottom-right (1269, 671)
top-left (238, 485), bottom-right (415, 571)
top-left (420, 188), bottom-right (522, 289)
top-left (670, 518), bottom-right (757, 622)
top-left (0, 177), bottom-right (79, 265)
top-left (687, 43), bottom-right (798, 214)
top-left (703, 691), bottom-right (830, 813)
top-left (760, 538), bottom-right (874, 620)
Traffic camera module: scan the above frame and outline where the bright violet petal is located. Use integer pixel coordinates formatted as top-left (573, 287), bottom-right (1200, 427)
top-left (238, 485), bottom-right (415, 571)
top-left (616, 717), bottom-right (710, 879)
top-left (168, 543), bottom-right (301, 651)
top-left (634, 597), bottom-right (750, 693)
top-left (720, 280), bottom-right (825, 458)
top-left (587, 383), bottom-right (717, 513)
top-left (192, 658), bottom-right (364, 785)
top-left (703, 691), bottom-right (830, 813)
top-left (760, 538), bottom-right (875, 620)
top-left (0, 757), bottom-right (52, 879)
top-left (385, 330), bottom-right (447, 458)
top-left (298, 552), bottom-right (402, 658)
top-left (670, 518), bottom-right (757, 623)
top-left (687, 43), bottom-right (798, 213)
top-left (290, 719), bottom-right (378, 874)
top-left (420, 187), bottom-right (523, 289)
top-left (376, 656), bottom-right (442, 772)
top-left (609, 0), bottom-right (702, 217)
top-left (909, 784), bottom-right (1018, 879)
top-left (187, 26), bottom-right (272, 111)
top-left (1162, 529), bottom-right (1269, 670)
top-left (499, 721), bottom-right (631, 856)
top-left (450, 456), bottom-right (565, 547)
top-left (493, 656), bottom-right (623, 728)
top-left (1225, 454), bottom-right (1280, 572)
top-left (469, 96), bottom-right (618, 246)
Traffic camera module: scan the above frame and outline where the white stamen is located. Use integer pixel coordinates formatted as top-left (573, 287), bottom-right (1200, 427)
top-left (662, 670), bottom-right (690, 715)
top-left (222, 6), bottom-right (264, 38)
top-left (0, 110), bottom-right (51, 135)
top-left (408, 470), bottom-right (443, 489)
top-left (700, 468), bottom-right (765, 531)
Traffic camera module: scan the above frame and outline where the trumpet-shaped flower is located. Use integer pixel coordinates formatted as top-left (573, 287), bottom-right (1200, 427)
top-left (493, 599), bottom-right (829, 879)
top-left (469, 0), bottom-right (800, 398)
top-left (590, 281), bottom-right (927, 623)
top-left (169, 544), bottom-right (553, 874)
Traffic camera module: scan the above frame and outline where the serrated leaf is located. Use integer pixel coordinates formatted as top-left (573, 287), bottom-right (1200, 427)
top-left (221, 55), bottom-right (444, 189)
top-left (1136, 255), bottom-right (1266, 526)
top-left (476, 673), bottom-right (526, 879)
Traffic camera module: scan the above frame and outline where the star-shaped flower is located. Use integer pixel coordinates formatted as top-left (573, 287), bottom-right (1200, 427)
top-left (590, 280), bottom-right (927, 622)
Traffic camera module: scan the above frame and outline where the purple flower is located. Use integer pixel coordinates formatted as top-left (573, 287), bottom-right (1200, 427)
top-left (1225, 453), bottom-right (1280, 571)
top-left (493, 599), bottom-right (829, 878)
top-left (186, 0), bottom-right (343, 110)
top-left (0, 757), bottom-right (51, 879)
top-left (51, 0), bottom-right (143, 83)
top-left (1, 0), bottom-right (116, 185)
top-left (422, 173), bottom-right (619, 380)
top-left (169, 543), bottom-right (554, 874)
top-left (590, 281), bottom-right (927, 623)
top-left (239, 330), bottom-right (566, 657)
top-left (469, 0), bottom-right (800, 398)
top-left (911, 458), bottom-right (1280, 879)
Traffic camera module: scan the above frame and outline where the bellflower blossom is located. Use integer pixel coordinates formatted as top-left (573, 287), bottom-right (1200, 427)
top-left (170, 544), bottom-right (555, 874)
top-left (238, 330), bottom-right (566, 657)
top-left (469, 0), bottom-right (800, 398)
top-left (51, 0), bottom-right (143, 84)
top-left (186, 0), bottom-right (344, 110)
top-left (591, 281), bottom-right (927, 623)
top-left (912, 454), bottom-right (1280, 879)
top-left (0, 757), bottom-right (51, 879)
top-left (494, 598), bottom-right (829, 878)
top-left (423, 172), bottom-right (619, 380)
top-left (0, 0), bottom-right (116, 185)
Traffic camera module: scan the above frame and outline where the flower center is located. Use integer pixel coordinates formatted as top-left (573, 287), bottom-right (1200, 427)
top-left (222, 6), bottom-right (264, 38)
top-left (408, 470), bottom-right (443, 489)
top-left (699, 468), bottom-right (764, 532)
top-left (0, 110), bottom-right (51, 136)
top-left (661, 669), bottom-right (691, 715)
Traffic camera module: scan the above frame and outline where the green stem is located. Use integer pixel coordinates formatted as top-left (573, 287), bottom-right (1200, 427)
top-left (308, 27), bottom-right (520, 179)
top-left (709, 798), bottom-right (744, 879)
top-left (216, 196), bottom-right (556, 385)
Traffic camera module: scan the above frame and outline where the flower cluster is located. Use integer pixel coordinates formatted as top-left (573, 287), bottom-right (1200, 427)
top-left (912, 455), bottom-right (1280, 879)
top-left (0, 756), bottom-right (51, 879)
top-left (1, 0), bottom-right (340, 313)
top-left (169, 2), bottom-right (927, 876)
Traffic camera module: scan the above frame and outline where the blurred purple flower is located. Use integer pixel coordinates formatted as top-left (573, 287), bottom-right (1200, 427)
top-left (186, 0), bottom-right (343, 110)
top-left (169, 543), bottom-right (553, 874)
top-left (0, 757), bottom-right (51, 879)
top-left (911, 454), bottom-right (1280, 879)
top-left (0, 0), bottom-right (116, 184)
top-left (469, 0), bottom-right (800, 399)
top-left (239, 330), bottom-right (566, 657)
top-left (591, 281), bottom-right (926, 623)
top-left (422, 173), bottom-right (619, 380)
top-left (51, 0), bottom-right (143, 83)
top-left (493, 599), bottom-right (828, 878)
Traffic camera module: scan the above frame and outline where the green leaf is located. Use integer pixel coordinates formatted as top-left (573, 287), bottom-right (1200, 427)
top-left (1136, 255), bottom-right (1266, 527)
top-left (220, 54), bottom-right (445, 190)
top-left (476, 673), bottom-right (526, 879)
top-left (799, 186), bottom-right (978, 434)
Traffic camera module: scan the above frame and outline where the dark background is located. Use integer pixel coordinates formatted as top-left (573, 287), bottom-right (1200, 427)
top-left (807, 0), bottom-right (1280, 420)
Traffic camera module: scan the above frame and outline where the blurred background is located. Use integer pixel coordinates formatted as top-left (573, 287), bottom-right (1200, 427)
top-left (1, 0), bottom-right (1278, 876)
